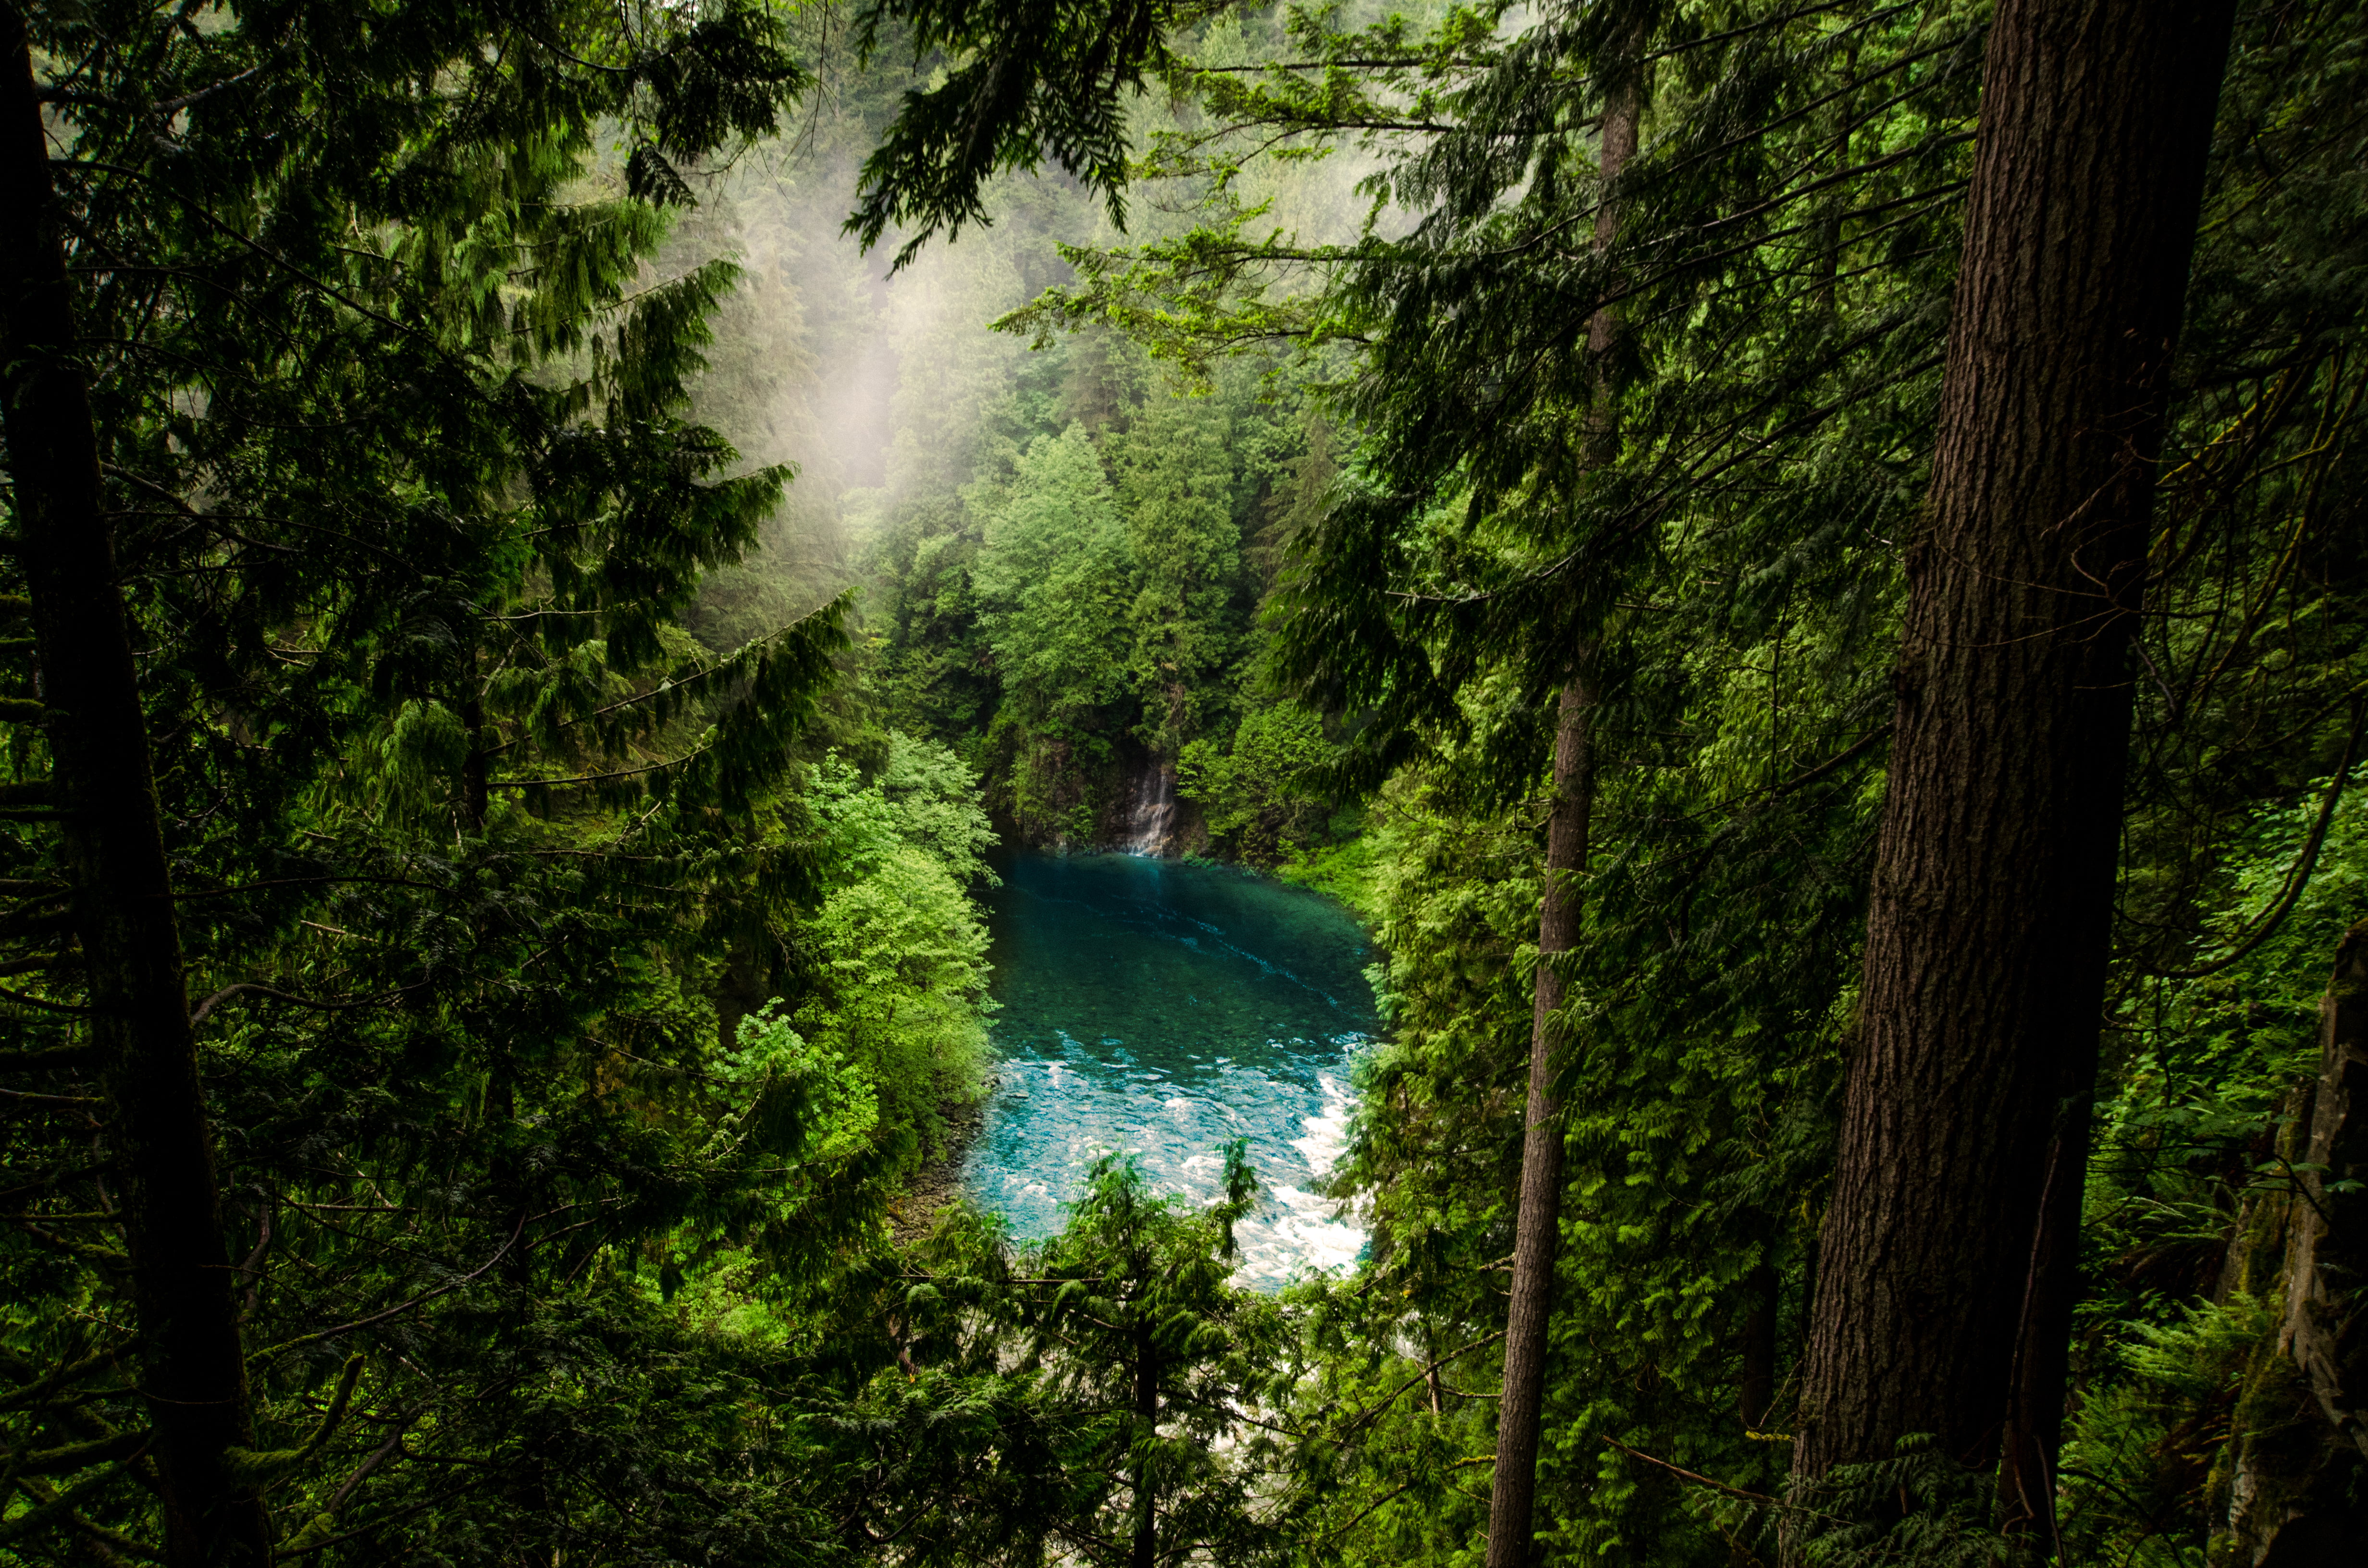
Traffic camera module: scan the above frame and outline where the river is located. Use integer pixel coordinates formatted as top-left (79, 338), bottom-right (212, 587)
top-left (961, 850), bottom-right (1378, 1287)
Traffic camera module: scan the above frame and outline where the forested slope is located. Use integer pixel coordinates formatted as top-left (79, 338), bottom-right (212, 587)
top-left (4, 1), bottom-right (2368, 1567)
top-left (619, 2), bottom-right (1383, 863)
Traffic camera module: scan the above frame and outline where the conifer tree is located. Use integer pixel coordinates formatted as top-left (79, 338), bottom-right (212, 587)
top-left (0, 2), bottom-right (842, 1559)
top-left (1794, 0), bottom-right (2240, 1516)
top-left (1, 10), bottom-right (272, 1558)
top-left (1021, 1151), bottom-right (1285, 1568)
top-left (1488, 20), bottom-right (1644, 1566)
top-left (1114, 393), bottom-right (1241, 757)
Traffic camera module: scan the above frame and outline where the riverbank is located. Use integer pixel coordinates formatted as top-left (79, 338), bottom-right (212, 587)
top-left (885, 842), bottom-right (1380, 1254)
top-left (888, 1091), bottom-right (989, 1244)
top-left (951, 848), bottom-right (1376, 1284)
top-left (1267, 833), bottom-right (1383, 923)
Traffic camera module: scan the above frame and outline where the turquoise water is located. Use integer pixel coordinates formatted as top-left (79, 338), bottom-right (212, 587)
top-left (962, 850), bottom-right (1378, 1286)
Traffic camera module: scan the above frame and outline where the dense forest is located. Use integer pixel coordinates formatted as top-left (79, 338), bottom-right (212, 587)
top-left (5, 0), bottom-right (2368, 1566)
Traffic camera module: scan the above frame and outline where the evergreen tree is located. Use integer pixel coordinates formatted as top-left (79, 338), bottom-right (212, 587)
top-left (0, 2), bottom-right (870, 1560)
top-left (1016, 1151), bottom-right (1289, 1568)
top-left (1112, 392), bottom-right (1242, 757)
top-left (977, 425), bottom-right (1136, 729)
top-left (1796, 0), bottom-right (2239, 1519)
top-left (974, 423), bottom-right (1135, 838)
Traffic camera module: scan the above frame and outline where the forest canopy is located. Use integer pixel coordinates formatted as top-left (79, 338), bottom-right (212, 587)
top-left (3, 1), bottom-right (2367, 1567)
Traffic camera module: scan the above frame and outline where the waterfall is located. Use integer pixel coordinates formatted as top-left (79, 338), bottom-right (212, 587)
top-left (1122, 760), bottom-right (1178, 856)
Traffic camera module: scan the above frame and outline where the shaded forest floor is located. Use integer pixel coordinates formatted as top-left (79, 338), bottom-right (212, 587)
top-left (891, 1091), bottom-right (991, 1244)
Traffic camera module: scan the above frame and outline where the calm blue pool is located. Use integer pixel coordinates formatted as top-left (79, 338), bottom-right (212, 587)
top-left (962, 850), bottom-right (1377, 1286)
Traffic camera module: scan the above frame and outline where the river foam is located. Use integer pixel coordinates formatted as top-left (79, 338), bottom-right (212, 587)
top-left (961, 852), bottom-right (1376, 1287)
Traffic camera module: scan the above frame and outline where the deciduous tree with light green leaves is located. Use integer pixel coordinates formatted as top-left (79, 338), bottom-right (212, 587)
top-left (1114, 392), bottom-right (1245, 756)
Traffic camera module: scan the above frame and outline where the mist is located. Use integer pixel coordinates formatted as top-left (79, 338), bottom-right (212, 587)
top-left (659, 36), bottom-right (1399, 654)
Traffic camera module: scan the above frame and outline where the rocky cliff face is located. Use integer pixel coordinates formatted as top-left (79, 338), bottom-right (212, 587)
top-left (2209, 921), bottom-right (2368, 1567)
top-left (1119, 760), bottom-right (1179, 857)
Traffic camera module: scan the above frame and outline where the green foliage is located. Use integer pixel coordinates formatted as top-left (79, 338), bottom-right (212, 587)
top-left (800, 741), bottom-right (999, 1163)
top-left (880, 730), bottom-right (1006, 888)
top-left (863, 318), bottom-right (1338, 846)
top-left (1787, 1438), bottom-right (2013, 1568)
top-left (1016, 1149), bottom-right (1295, 1568)
top-left (848, 0), bottom-right (1175, 264)
top-left (977, 425), bottom-right (1137, 726)
top-left (2060, 774), bottom-right (2368, 1567)
top-left (1271, 826), bottom-right (1384, 909)
top-left (1178, 700), bottom-right (1340, 864)
top-left (8, 0), bottom-right (2368, 1564)
top-left (755, 1151), bottom-right (1296, 1568)
top-left (871, 497), bottom-right (1003, 747)
top-left (1112, 392), bottom-right (1246, 752)
top-left (719, 1004), bottom-right (886, 1169)
top-left (2058, 1290), bottom-right (2280, 1568)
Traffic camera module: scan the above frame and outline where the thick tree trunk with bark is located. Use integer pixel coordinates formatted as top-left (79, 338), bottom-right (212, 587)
top-left (0, 15), bottom-right (271, 1564)
top-left (1485, 48), bottom-right (1639, 1568)
top-left (1794, 0), bottom-right (2236, 1505)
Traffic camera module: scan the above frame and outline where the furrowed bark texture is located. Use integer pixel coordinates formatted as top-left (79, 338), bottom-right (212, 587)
top-left (1794, 0), bottom-right (2235, 1493)
top-left (0, 15), bottom-right (271, 1564)
top-left (1485, 51), bottom-right (1637, 1568)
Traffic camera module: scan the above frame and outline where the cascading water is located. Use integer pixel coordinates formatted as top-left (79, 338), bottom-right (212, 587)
top-left (1121, 760), bottom-right (1179, 857)
top-left (963, 850), bottom-right (1374, 1287)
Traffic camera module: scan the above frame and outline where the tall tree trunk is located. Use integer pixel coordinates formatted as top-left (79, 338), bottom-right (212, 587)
top-left (460, 686), bottom-right (489, 833)
top-left (1486, 675), bottom-right (1598, 1568)
top-left (1793, 0), bottom-right (2236, 1506)
top-left (1740, 1262), bottom-right (1779, 1431)
top-left (0, 14), bottom-right (271, 1564)
top-left (1996, 1101), bottom-right (2092, 1531)
top-left (1132, 1320), bottom-right (1159, 1568)
top-left (1484, 46), bottom-right (1640, 1568)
